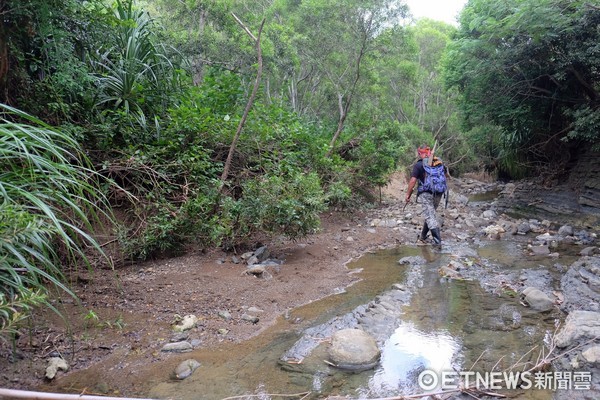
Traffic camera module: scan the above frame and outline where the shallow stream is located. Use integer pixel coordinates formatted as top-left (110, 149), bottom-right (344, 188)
top-left (147, 239), bottom-right (579, 400)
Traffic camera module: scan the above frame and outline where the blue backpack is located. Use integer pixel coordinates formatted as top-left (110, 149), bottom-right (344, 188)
top-left (418, 158), bottom-right (447, 195)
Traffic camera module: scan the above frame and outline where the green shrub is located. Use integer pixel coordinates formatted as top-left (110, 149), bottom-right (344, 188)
top-left (237, 170), bottom-right (326, 240)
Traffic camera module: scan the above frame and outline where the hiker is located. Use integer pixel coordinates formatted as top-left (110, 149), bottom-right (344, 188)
top-left (404, 145), bottom-right (448, 246)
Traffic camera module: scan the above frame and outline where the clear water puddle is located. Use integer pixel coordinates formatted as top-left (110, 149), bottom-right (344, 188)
top-left (469, 189), bottom-right (501, 203)
top-left (143, 241), bottom-right (573, 400)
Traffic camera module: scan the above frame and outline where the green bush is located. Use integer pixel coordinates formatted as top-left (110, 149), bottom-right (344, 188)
top-left (237, 170), bottom-right (326, 240)
top-left (118, 185), bottom-right (224, 259)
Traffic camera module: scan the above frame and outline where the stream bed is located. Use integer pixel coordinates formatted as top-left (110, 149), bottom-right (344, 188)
top-left (148, 239), bottom-right (577, 400)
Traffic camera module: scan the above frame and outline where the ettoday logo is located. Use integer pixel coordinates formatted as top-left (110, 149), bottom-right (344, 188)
top-left (418, 370), bottom-right (592, 391)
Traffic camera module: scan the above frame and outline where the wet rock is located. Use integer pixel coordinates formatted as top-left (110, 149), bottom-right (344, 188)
top-left (174, 359), bottom-right (201, 380)
top-left (327, 329), bottom-right (380, 371)
top-left (521, 287), bottom-right (554, 312)
top-left (555, 310), bottom-right (600, 348)
top-left (528, 244), bottom-right (550, 256)
top-left (161, 341), bottom-right (193, 352)
top-left (398, 256), bottom-right (426, 265)
top-left (45, 357), bottom-right (68, 379)
top-left (439, 262), bottom-right (463, 280)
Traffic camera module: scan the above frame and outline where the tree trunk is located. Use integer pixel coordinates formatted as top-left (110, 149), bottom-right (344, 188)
top-left (325, 20), bottom-right (369, 158)
top-left (219, 15), bottom-right (265, 187)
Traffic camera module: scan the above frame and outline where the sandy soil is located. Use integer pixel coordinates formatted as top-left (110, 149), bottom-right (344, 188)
top-left (0, 177), bottom-right (416, 397)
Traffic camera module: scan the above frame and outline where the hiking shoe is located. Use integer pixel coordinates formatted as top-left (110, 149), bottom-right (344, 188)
top-left (431, 228), bottom-right (442, 247)
top-left (416, 237), bottom-right (429, 246)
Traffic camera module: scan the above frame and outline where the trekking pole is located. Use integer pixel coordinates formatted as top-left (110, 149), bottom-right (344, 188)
top-left (445, 188), bottom-right (450, 209)
top-left (402, 201), bottom-right (409, 212)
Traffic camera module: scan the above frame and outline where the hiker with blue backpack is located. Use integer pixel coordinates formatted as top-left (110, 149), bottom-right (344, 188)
top-left (404, 144), bottom-right (448, 246)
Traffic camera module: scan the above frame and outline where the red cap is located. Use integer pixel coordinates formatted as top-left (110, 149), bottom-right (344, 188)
top-left (417, 145), bottom-right (431, 158)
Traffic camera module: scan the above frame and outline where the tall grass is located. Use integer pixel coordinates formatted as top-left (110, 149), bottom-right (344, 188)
top-left (0, 104), bottom-right (109, 340)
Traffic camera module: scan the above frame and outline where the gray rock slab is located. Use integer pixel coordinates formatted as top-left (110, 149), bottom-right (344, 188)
top-left (555, 310), bottom-right (600, 348)
top-left (161, 341), bottom-right (193, 352)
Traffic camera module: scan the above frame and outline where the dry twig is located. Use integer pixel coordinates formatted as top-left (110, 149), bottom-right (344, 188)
top-left (221, 391), bottom-right (311, 400)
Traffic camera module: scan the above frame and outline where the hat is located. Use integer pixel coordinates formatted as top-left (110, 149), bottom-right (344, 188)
top-left (417, 145), bottom-right (431, 159)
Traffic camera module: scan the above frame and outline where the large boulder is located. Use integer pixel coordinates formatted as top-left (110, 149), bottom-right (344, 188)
top-left (328, 328), bottom-right (380, 371)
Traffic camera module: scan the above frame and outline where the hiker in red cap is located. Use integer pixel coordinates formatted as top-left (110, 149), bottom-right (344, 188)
top-left (405, 145), bottom-right (448, 246)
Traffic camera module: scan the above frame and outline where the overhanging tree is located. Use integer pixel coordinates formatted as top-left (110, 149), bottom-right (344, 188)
top-left (445, 0), bottom-right (600, 177)
top-left (286, 0), bottom-right (407, 156)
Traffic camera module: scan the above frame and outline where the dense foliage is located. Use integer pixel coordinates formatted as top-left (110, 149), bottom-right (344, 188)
top-left (445, 0), bottom-right (600, 178)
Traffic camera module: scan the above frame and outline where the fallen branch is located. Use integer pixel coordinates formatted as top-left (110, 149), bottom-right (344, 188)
top-left (0, 388), bottom-right (157, 400)
top-left (221, 391), bottom-right (311, 400)
top-left (358, 387), bottom-right (507, 400)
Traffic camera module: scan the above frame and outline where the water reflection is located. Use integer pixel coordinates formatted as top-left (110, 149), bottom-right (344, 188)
top-left (366, 322), bottom-right (460, 396)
